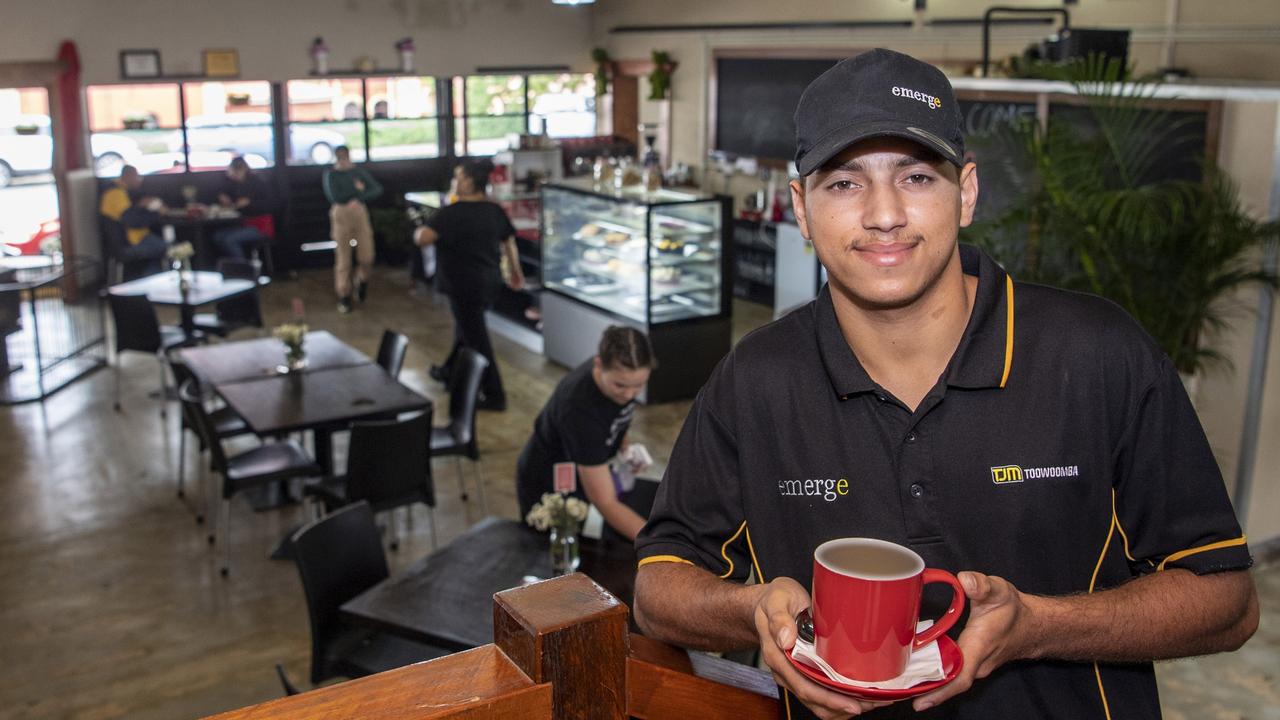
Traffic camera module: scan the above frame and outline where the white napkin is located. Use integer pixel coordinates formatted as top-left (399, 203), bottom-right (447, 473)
top-left (792, 620), bottom-right (946, 690)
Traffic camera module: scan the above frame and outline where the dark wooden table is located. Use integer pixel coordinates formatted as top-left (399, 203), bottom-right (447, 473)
top-left (214, 362), bottom-right (430, 473)
top-left (164, 211), bottom-right (242, 269)
top-left (178, 331), bottom-right (368, 385)
top-left (109, 270), bottom-right (257, 341)
top-left (342, 516), bottom-right (639, 650)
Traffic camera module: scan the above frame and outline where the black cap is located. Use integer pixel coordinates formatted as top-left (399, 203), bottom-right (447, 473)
top-left (794, 49), bottom-right (965, 176)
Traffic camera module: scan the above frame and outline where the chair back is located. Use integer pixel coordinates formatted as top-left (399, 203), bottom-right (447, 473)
top-left (107, 292), bottom-right (162, 355)
top-left (346, 409), bottom-right (434, 510)
top-left (214, 258), bottom-right (263, 328)
top-left (99, 214), bottom-right (129, 259)
top-left (375, 329), bottom-right (410, 379)
top-left (178, 378), bottom-right (228, 474)
top-left (446, 348), bottom-right (488, 451)
top-left (290, 501), bottom-right (390, 685)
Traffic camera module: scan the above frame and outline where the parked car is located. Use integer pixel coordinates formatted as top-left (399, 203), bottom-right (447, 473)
top-left (173, 113), bottom-right (345, 165)
top-left (528, 94), bottom-right (596, 138)
top-left (0, 217), bottom-right (59, 256)
top-left (0, 115), bottom-right (141, 187)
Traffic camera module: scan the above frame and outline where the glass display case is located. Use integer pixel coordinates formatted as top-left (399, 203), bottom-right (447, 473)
top-left (541, 178), bottom-right (729, 325)
top-left (540, 178), bottom-right (732, 402)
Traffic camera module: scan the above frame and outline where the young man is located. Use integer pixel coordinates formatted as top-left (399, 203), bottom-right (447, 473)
top-left (99, 165), bottom-right (167, 279)
top-left (212, 156), bottom-right (274, 262)
top-left (323, 146), bottom-right (382, 313)
top-left (633, 49), bottom-right (1257, 720)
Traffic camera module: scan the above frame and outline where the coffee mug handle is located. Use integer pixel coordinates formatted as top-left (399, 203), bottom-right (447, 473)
top-left (913, 568), bottom-right (967, 650)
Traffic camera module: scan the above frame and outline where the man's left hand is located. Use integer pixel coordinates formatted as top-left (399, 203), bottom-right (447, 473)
top-left (912, 571), bottom-right (1035, 712)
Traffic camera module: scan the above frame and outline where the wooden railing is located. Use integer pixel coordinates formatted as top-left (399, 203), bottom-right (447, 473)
top-left (205, 573), bottom-right (779, 720)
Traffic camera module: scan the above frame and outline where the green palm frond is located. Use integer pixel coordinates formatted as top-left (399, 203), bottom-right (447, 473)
top-left (962, 59), bottom-right (1278, 374)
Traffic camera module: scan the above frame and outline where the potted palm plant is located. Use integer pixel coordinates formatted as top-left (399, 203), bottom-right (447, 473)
top-left (963, 56), bottom-right (1279, 379)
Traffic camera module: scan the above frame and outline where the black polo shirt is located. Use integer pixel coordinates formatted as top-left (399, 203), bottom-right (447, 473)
top-left (426, 200), bottom-right (515, 301)
top-left (636, 245), bottom-right (1251, 720)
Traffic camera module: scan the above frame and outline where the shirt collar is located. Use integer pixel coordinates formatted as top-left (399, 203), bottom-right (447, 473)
top-left (813, 244), bottom-right (1015, 399)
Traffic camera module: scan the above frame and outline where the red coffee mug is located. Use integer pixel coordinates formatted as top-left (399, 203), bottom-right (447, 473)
top-left (811, 538), bottom-right (965, 681)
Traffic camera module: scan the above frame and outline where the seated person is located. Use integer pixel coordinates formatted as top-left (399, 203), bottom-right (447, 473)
top-left (516, 326), bottom-right (656, 541)
top-left (99, 165), bottom-right (167, 279)
top-left (212, 156), bottom-right (275, 261)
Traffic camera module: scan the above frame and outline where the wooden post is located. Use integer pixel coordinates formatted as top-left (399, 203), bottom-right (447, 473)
top-left (494, 573), bottom-right (628, 720)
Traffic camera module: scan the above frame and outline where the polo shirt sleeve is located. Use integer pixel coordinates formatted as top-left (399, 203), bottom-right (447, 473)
top-left (635, 359), bottom-right (752, 582)
top-left (1112, 357), bottom-right (1251, 576)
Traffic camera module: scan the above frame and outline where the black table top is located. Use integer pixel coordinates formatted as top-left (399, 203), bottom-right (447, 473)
top-left (163, 210), bottom-right (242, 226)
top-left (108, 270), bottom-right (255, 308)
top-left (341, 516), bottom-right (638, 650)
top-left (179, 331), bottom-right (370, 385)
top-left (214, 362), bottom-right (430, 436)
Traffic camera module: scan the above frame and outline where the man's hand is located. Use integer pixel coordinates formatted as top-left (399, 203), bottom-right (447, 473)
top-left (354, 178), bottom-right (366, 192)
top-left (755, 577), bottom-right (892, 719)
top-left (346, 198), bottom-right (362, 209)
top-left (912, 571), bottom-right (1031, 712)
top-left (507, 272), bottom-right (525, 291)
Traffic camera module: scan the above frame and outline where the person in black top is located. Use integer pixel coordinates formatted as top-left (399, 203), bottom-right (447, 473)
top-left (634, 50), bottom-right (1257, 720)
top-left (211, 156), bottom-right (274, 261)
top-left (517, 326), bottom-right (655, 540)
top-left (414, 159), bottom-right (524, 410)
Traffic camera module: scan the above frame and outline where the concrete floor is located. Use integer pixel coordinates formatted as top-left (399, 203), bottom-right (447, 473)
top-left (0, 266), bottom-right (1274, 719)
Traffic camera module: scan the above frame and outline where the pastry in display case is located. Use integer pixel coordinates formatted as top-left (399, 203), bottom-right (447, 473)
top-left (540, 178), bottom-right (732, 402)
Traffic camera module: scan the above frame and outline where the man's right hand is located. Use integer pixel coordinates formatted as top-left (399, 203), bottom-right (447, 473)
top-left (754, 577), bottom-right (892, 719)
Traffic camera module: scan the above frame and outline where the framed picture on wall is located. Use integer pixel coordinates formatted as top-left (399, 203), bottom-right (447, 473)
top-left (202, 49), bottom-right (240, 78)
top-left (119, 49), bottom-right (162, 79)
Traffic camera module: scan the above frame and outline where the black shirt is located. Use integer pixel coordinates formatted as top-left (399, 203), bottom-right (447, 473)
top-left (426, 200), bottom-right (515, 301)
top-left (635, 245), bottom-right (1251, 720)
top-left (517, 360), bottom-right (636, 516)
top-left (216, 174), bottom-right (273, 217)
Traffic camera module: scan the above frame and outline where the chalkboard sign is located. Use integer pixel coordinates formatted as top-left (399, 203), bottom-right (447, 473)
top-left (958, 99), bottom-right (1038, 222)
top-left (714, 57), bottom-right (839, 162)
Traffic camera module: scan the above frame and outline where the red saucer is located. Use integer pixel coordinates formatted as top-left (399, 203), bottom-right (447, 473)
top-left (787, 635), bottom-right (963, 701)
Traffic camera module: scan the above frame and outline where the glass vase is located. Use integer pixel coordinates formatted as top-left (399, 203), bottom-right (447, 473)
top-left (285, 347), bottom-right (308, 372)
top-left (549, 525), bottom-right (580, 576)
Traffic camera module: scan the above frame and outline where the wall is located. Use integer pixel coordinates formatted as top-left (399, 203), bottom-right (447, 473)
top-left (0, 0), bottom-right (595, 84)
top-left (592, 0), bottom-right (1280, 170)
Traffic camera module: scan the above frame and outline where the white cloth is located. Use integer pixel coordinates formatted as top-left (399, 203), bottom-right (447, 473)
top-left (791, 620), bottom-right (946, 690)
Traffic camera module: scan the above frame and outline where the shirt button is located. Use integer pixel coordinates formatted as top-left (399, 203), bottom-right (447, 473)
top-left (909, 483), bottom-right (925, 498)
top-left (906, 432), bottom-right (918, 443)
top-left (876, 394), bottom-right (887, 402)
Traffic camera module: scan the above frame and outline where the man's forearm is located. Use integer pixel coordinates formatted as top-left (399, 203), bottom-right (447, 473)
top-left (634, 562), bottom-right (765, 652)
top-left (1019, 569), bottom-right (1257, 663)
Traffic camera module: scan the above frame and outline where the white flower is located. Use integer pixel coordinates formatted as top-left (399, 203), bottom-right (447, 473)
top-left (272, 323), bottom-right (308, 348)
top-left (166, 241), bottom-right (195, 261)
top-left (526, 491), bottom-right (587, 534)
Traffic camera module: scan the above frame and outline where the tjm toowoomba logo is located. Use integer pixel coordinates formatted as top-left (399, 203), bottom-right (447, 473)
top-left (991, 464), bottom-right (1081, 484)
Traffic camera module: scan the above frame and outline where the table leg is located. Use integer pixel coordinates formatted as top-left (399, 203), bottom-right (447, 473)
top-left (180, 304), bottom-right (196, 342)
top-left (314, 428), bottom-right (335, 475)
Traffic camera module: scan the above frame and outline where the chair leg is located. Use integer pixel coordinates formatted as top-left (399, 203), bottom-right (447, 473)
top-left (427, 505), bottom-right (438, 550)
top-left (455, 456), bottom-right (468, 502)
top-left (220, 496), bottom-right (231, 577)
top-left (207, 473), bottom-right (219, 544)
top-left (113, 362), bottom-right (122, 412)
top-left (156, 358), bottom-right (168, 419)
top-left (177, 426), bottom-right (187, 499)
top-left (472, 458), bottom-right (489, 516)
top-left (194, 452), bottom-right (205, 524)
top-left (389, 509), bottom-right (401, 552)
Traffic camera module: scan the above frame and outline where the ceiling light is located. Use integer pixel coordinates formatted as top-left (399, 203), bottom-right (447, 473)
top-left (552, 0), bottom-right (595, 5)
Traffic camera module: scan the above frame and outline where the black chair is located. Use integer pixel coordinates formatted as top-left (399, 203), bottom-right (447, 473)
top-left (375, 329), bottom-right (410, 379)
top-left (179, 379), bottom-right (320, 576)
top-left (193, 258), bottom-right (264, 338)
top-left (429, 348), bottom-right (489, 514)
top-left (290, 501), bottom-right (450, 686)
top-left (169, 360), bottom-right (251, 519)
top-left (304, 409), bottom-right (437, 549)
top-left (101, 215), bottom-right (157, 283)
top-left (107, 292), bottom-right (188, 416)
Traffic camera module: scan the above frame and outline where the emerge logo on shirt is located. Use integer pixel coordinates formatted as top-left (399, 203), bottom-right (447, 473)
top-left (991, 464), bottom-right (1080, 485)
top-left (778, 478), bottom-right (850, 502)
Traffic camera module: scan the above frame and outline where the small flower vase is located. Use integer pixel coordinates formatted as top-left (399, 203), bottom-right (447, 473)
top-left (285, 345), bottom-right (308, 372)
top-left (400, 49), bottom-right (414, 73)
top-left (549, 525), bottom-right (581, 576)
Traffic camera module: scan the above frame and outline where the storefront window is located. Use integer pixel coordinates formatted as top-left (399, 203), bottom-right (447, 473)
top-left (180, 81), bottom-right (275, 170)
top-left (285, 79), bottom-right (366, 164)
top-left (527, 73), bottom-right (596, 138)
top-left (366, 76), bottom-right (439, 161)
top-left (85, 84), bottom-right (184, 175)
top-left (457, 74), bottom-right (526, 156)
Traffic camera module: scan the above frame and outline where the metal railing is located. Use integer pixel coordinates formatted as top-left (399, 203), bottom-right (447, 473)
top-left (0, 255), bottom-right (107, 404)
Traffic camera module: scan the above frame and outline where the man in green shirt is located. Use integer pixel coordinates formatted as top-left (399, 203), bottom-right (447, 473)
top-left (322, 145), bottom-right (383, 313)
